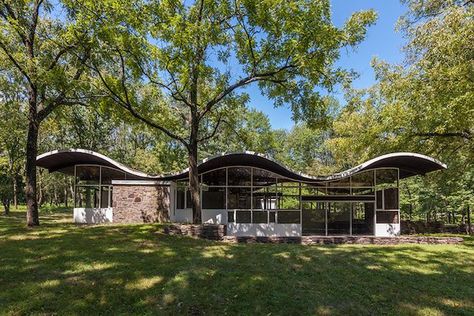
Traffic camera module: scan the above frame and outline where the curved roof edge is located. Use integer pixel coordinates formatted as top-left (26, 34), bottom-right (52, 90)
top-left (36, 149), bottom-right (159, 180)
top-left (36, 149), bottom-right (447, 183)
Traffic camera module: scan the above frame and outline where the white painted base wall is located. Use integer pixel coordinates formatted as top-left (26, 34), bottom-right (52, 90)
top-left (173, 209), bottom-right (193, 223)
top-left (227, 223), bottom-right (302, 237)
top-left (202, 210), bottom-right (227, 224)
top-left (73, 208), bottom-right (113, 224)
top-left (375, 223), bottom-right (400, 237)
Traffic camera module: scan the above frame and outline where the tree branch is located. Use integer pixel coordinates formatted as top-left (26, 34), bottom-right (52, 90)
top-left (90, 60), bottom-right (189, 147)
top-left (198, 115), bottom-right (223, 143)
top-left (201, 64), bottom-right (295, 118)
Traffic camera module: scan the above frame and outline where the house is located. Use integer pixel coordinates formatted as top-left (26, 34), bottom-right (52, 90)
top-left (36, 149), bottom-right (446, 237)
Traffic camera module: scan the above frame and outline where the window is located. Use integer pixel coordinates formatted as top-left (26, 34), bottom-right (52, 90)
top-left (376, 190), bottom-right (383, 209)
top-left (277, 211), bottom-right (300, 224)
top-left (376, 169), bottom-right (398, 187)
top-left (176, 185), bottom-right (186, 209)
top-left (352, 203), bottom-right (374, 235)
top-left (252, 186), bottom-right (276, 209)
top-left (235, 210), bottom-right (251, 223)
top-left (202, 169), bottom-right (226, 186)
top-left (384, 188), bottom-right (399, 210)
top-left (100, 167), bottom-right (126, 184)
top-left (228, 187), bottom-right (251, 209)
top-left (228, 211), bottom-right (235, 223)
top-left (376, 211), bottom-right (399, 224)
top-left (75, 186), bottom-right (100, 208)
top-left (351, 170), bottom-right (375, 187)
top-left (76, 166), bottom-right (100, 185)
top-left (252, 211), bottom-right (268, 223)
top-left (228, 167), bottom-right (251, 186)
top-left (252, 168), bottom-right (278, 186)
top-left (202, 187), bottom-right (226, 209)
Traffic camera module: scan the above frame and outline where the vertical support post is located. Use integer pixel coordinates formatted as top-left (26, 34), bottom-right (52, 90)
top-left (325, 202), bottom-right (328, 236)
top-left (98, 166), bottom-right (102, 209)
top-left (73, 165), bottom-right (76, 208)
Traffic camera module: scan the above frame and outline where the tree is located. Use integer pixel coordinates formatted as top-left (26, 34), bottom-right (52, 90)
top-left (0, 72), bottom-right (26, 209)
top-left (75, 0), bottom-right (376, 223)
top-left (328, 0), bottom-right (473, 221)
top-left (0, 1), bottom-right (95, 225)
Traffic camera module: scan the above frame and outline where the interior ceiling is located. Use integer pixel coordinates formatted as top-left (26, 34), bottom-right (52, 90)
top-left (36, 149), bottom-right (447, 183)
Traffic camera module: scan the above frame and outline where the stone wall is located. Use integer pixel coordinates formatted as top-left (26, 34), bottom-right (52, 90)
top-left (222, 235), bottom-right (464, 245)
top-left (163, 224), bottom-right (226, 240)
top-left (112, 184), bottom-right (170, 223)
top-left (401, 220), bottom-right (474, 234)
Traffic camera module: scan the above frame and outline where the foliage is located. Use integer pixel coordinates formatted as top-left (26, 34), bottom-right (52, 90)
top-left (328, 0), bottom-right (474, 220)
top-left (64, 0), bottom-right (376, 222)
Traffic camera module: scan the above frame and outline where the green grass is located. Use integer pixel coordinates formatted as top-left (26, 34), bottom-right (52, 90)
top-left (0, 210), bottom-right (473, 315)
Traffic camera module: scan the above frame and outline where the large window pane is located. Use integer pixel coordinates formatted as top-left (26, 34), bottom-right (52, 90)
top-left (100, 167), bottom-right (126, 184)
top-left (327, 202), bottom-right (350, 235)
top-left (100, 186), bottom-right (112, 208)
top-left (302, 202), bottom-right (326, 235)
top-left (202, 187), bottom-right (226, 209)
top-left (176, 186), bottom-right (185, 209)
top-left (236, 210), bottom-right (251, 223)
top-left (76, 166), bottom-right (100, 185)
top-left (327, 178), bottom-right (350, 187)
top-left (376, 169), bottom-right (398, 187)
top-left (277, 211), bottom-right (300, 224)
top-left (252, 211), bottom-right (268, 223)
top-left (228, 187), bottom-right (251, 209)
top-left (202, 168), bottom-right (226, 186)
top-left (277, 195), bottom-right (300, 210)
top-left (376, 190), bottom-right (383, 209)
top-left (75, 186), bottom-right (100, 208)
top-left (252, 186), bottom-right (276, 209)
top-left (384, 188), bottom-right (399, 210)
top-left (376, 211), bottom-right (399, 224)
top-left (228, 167), bottom-right (251, 186)
top-left (351, 170), bottom-right (375, 187)
top-left (252, 168), bottom-right (277, 186)
top-left (352, 202), bottom-right (374, 235)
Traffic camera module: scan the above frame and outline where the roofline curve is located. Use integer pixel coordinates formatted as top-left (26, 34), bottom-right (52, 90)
top-left (36, 149), bottom-right (160, 179)
top-left (37, 149), bottom-right (447, 182)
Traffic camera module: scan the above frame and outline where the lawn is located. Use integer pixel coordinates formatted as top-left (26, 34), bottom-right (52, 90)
top-left (0, 209), bottom-right (473, 315)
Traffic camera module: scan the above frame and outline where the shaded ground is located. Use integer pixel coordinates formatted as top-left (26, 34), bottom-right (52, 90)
top-left (0, 209), bottom-right (473, 315)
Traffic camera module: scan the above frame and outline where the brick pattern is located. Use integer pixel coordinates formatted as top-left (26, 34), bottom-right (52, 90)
top-left (163, 224), bottom-right (226, 240)
top-left (112, 185), bottom-right (170, 223)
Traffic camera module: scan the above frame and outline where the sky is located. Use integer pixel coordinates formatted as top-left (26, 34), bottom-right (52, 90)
top-left (246, 0), bottom-right (408, 130)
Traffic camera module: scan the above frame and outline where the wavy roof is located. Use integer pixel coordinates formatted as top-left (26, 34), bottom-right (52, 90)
top-left (36, 149), bottom-right (446, 183)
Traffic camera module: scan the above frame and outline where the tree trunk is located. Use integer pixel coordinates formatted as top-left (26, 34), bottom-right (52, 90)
top-left (13, 175), bottom-right (18, 209)
top-left (467, 205), bottom-right (472, 235)
top-left (25, 114), bottom-right (39, 226)
top-left (3, 198), bottom-right (10, 215)
top-left (188, 141), bottom-right (201, 224)
top-left (64, 186), bottom-right (68, 208)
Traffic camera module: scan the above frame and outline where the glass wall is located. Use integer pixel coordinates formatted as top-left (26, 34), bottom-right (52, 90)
top-left (74, 165), bottom-right (125, 208)
top-left (175, 166), bottom-right (399, 232)
top-left (175, 167), bottom-right (301, 225)
top-left (302, 202), bottom-right (375, 236)
top-left (375, 168), bottom-right (400, 224)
